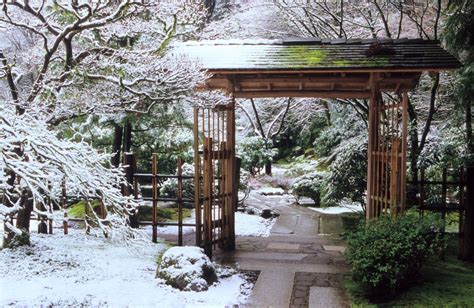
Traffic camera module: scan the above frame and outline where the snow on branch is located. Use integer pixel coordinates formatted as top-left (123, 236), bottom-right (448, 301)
top-left (0, 100), bottom-right (138, 240)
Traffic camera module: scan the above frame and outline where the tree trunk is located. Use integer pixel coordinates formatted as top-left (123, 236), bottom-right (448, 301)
top-left (462, 167), bottom-right (474, 261)
top-left (204, 0), bottom-right (216, 17)
top-left (16, 193), bottom-right (33, 232)
top-left (265, 161), bottom-right (272, 176)
top-left (111, 123), bottom-right (123, 167)
top-left (123, 122), bottom-right (132, 153)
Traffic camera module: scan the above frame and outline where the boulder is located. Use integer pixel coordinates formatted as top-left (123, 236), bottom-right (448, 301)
top-left (156, 246), bottom-right (217, 291)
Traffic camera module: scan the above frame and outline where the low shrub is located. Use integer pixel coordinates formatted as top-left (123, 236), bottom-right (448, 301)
top-left (345, 214), bottom-right (446, 299)
top-left (291, 172), bottom-right (326, 205)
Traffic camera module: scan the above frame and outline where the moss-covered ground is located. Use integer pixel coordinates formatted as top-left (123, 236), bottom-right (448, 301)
top-left (69, 201), bottom-right (191, 223)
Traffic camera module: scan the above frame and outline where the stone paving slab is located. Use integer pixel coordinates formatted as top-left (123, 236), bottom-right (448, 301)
top-left (238, 261), bottom-right (348, 274)
top-left (271, 214), bottom-right (300, 234)
top-left (267, 242), bottom-right (300, 251)
top-left (323, 245), bottom-right (346, 253)
top-left (249, 270), bottom-right (295, 308)
top-left (233, 251), bottom-right (309, 261)
top-left (309, 287), bottom-right (349, 308)
top-left (225, 190), bottom-right (349, 307)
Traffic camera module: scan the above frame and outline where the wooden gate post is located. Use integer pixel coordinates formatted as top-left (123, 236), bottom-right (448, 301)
top-left (151, 153), bottom-right (158, 243)
top-left (224, 98), bottom-right (236, 251)
top-left (462, 166), bottom-right (474, 261)
top-left (193, 107), bottom-right (202, 247)
top-left (366, 73), bottom-right (379, 220)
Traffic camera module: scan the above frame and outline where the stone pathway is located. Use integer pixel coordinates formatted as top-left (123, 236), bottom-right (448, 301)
top-left (215, 191), bottom-right (350, 308)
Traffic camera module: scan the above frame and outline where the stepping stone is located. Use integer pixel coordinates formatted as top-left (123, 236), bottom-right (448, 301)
top-left (249, 270), bottom-right (294, 308)
top-left (323, 245), bottom-right (346, 253)
top-left (271, 214), bottom-right (299, 234)
top-left (267, 242), bottom-right (300, 250)
top-left (233, 251), bottom-right (308, 261)
top-left (309, 287), bottom-right (347, 308)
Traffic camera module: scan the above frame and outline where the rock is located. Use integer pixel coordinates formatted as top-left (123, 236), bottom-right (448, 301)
top-left (257, 187), bottom-right (285, 196)
top-left (156, 246), bottom-right (217, 291)
top-left (260, 209), bottom-right (273, 219)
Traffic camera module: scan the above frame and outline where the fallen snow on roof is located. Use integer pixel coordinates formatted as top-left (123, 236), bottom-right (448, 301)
top-left (0, 228), bottom-right (251, 307)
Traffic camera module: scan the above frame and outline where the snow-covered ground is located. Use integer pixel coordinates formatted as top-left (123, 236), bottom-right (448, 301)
top-left (144, 209), bottom-right (275, 238)
top-left (235, 212), bottom-right (275, 237)
top-left (0, 209), bottom-right (274, 307)
top-left (309, 203), bottom-right (364, 215)
top-left (0, 227), bottom-right (252, 307)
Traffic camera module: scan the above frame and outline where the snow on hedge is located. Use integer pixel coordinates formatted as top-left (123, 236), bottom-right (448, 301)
top-left (0, 228), bottom-right (252, 307)
top-left (157, 246), bottom-right (217, 291)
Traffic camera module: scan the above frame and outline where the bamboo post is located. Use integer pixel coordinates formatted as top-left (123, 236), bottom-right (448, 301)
top-left (459, 167), bottom-right (465, 258)
top-left (85, 199), bottom-right (91, 235)
top-left (400, 92), bottom-right (408, 213)
top-left (203, 137), bottom-right (212, 257)
top-left (193, 107), bottom-right (202, 247)
top-left (177, 157), bottom-right (184, 246)
top-left (225, 97), bottom-right (236, 250)
top-left (442, 167), bottom-right (448, 232)
top-left (461, 166), bottom-right (474, 261)
top-left (62, 179), bottom-right (68, 235)
top-left (48, 191), bottom-right (53, 235)
top-left (152, 153), bottom-right (158, 243)
top-left (420, 169), bottom-right (425, 218)
top-left (366, 73), bottom-right (377, 219)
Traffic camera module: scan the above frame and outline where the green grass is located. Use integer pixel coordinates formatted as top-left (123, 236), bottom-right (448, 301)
top-left (346, 237), bottom-right (474, 307)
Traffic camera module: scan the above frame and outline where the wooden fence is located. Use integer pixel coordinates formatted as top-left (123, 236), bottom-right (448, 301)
top-left (123, 153), bottom-right (194, 246)
top-left (408, 166), bottom-right (471, 257)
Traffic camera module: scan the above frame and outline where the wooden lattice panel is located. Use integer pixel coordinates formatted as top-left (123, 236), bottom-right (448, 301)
top-left (367, 78), bottom-right (408, 219)
top-left (193, 102), bottom-right (236, 257)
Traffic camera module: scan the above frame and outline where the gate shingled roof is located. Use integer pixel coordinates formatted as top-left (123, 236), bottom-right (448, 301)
top-left (172, 38), bottom-right (461, 72)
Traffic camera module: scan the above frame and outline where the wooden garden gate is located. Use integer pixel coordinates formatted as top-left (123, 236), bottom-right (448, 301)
top-left (366, 78), bottom-right (408, 219)
top-left (173, 38), bottom-right (460, 226)
top-left (193, 102), bottom-right (236, 258)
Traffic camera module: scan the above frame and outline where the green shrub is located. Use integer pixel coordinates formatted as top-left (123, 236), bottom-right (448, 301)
top-left (323, 136), bottom-right (367, 207)
top-left (345, 215), bottom-right (446, 299)
top-left (237, 136), bottom-right (276, 175)
top-left (291, 172), bottom-right (326, 205)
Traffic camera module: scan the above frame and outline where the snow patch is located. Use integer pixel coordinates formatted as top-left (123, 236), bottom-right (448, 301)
top-left (309, 204), bottom-right (363, 215)
top-left (235, 212), bottom-right (275, 237)
top-left (256, 187), bottom-right (285, 196)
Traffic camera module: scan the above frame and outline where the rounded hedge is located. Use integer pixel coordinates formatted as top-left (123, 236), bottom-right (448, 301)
top-left (344, 214), bottom-right (446, 299)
